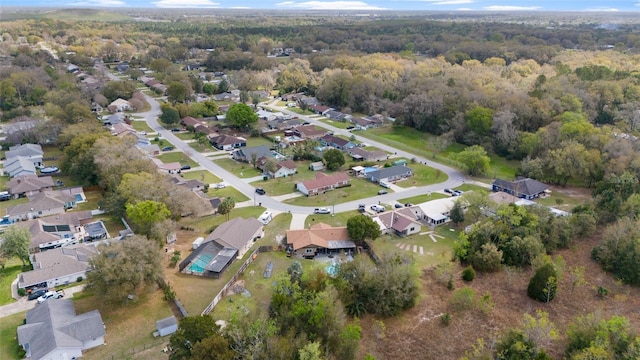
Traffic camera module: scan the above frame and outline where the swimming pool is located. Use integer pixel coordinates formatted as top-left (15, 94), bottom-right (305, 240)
top-left (188, 253), bottom-right (214, 273)
top-left (74, 194), bottom-right (85, 202)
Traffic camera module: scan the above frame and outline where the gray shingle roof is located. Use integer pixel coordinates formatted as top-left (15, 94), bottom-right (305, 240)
top-left (205, 217), bottom-right (262, 250)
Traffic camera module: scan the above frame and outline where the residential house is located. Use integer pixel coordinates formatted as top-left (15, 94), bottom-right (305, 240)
top-left (210, 134), bottom-right (247, 151)
top-left (320, 134), bottom-right (356, 151)
top-left (488, 191), bottom-right (520, 205)
top-left (195, 124), bottom-right (217, 136)
top-left (17, 244), bottom-right (97, 290)
top-left (366, 165), bottom-right (413, 183)
top-left (268, 118), bottom-right (305, 131)
top-left (179, 217), bottom-right (263, 278)
top-left (325, 110), bottom-right (346, 121)
top-left (309, 104), bottom-right (332, 115)
top-left (350, 117), bottom-right (375, 130)
top-left (297, 96), bottom-right (320, 107)
top-left (296, 172), bottom-right (351, 196)
top-left (138, 144), bottom-right (161, 156)
top-left (294, 125), bottom-right (327, 140)
top-left (112, 123), bottom-right (150, 147)
top-left (181, 116), bottom-right (205, 128)
top-left (115, 62), bottom-right (129, 72)
top-left (309, 161), bottom-right (324, 171)
top-left (375, 209), bottom-right (422, 236)
top-left (364, 114), bottom-right (386, 126)
top-left (6, 143), bottom-right (43, 167)
top-left (417, 197), bottom-right (459, 226)
top-left (102, 113), bottom-right (126, 126)
top-left (4, 157), bottom-right (37, 178)
top-left (7, 175), bottom-right (55, 198)
top-left (232, 145), bottom-right (273, 163)
top-left (281, 92), bottom-right (305, 102)
top-left (7, 191), bottom-right (78, 221)
top-left (17, 300), bottom-right (105, 360)
top-left (265, 160), bottom-right (297, 178)
top-left (213, 92), bottom-right (239, 102)
top-left (107, 98), bottom-right (132, 112)
top-left (347, 148), bottom-right (388, 162)
top-left (286, 222), bottom-right (356, 257)
top-left (256, 109), bottom-right (277, 121)
top-left (249, 90), bottom-right (270, 99)
top-left (151, 158), bottom-right (182, 174)
top-left (168, 173), bottom-right (205, 192)
top-left (491, 177), bottom-right (550, 200)
top-left (16, 211), bottom-right (93, 251)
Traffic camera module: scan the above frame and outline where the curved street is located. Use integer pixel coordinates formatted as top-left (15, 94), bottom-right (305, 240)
top-left (136, 93), bottom-right (466, 215)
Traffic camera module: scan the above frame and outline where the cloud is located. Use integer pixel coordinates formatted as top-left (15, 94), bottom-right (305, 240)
top-left (153, 0), bottom-right (220, 7)
top-left (433, 0), bottom-right (474, 4)
top-left (230, 6), bottom-right (251, 8)
top-left (585, 7), bottom-right (619, 12)
top-left (275, 1), bottom-right (386, 10)
top-left (456, 7), bottom-right (473, 10)
top-left (65, 0), bottom-right (126, 6)
top-left (483, 5), bottom-right (541, 11)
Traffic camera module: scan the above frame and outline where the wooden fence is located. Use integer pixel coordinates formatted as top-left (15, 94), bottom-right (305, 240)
top-left (201, 246), bottom-right (272, 315)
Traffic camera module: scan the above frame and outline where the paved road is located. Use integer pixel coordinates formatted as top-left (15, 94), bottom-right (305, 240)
top-left (137, 94), bottom-right (466, 214)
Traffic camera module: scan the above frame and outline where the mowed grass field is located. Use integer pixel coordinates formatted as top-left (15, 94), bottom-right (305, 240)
top-left (284, 178), bottom-right (388, 206)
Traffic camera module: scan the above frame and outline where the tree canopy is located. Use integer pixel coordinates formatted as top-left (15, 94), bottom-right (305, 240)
top-left (346, 215), bottom-right (381, 244)
top-left (0, 226), bottom-right (31, 266)
top-left (323, 148), bottom-right (345, 171)
top-left (226, 103), bottom-right (258, 129)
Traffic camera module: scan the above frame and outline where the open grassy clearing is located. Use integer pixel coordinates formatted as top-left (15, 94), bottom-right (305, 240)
top-left (455, 183), bottom-right (490, 193)
top-left (395, 161), bottom-right (448, 188)
top-left (174, 132), bottom-right (193, 140)
top-left (188, 141), bottom-right (217, 153)
top-left (0, 175), bottom-right (9, 190)
top-left (287, 107), bottom-right (315, 116)
top-left (181, 170), bottom-right (221, 185)
top-left (535, 185), bottom-right (592, 212)
top-left (320, 118), bottom-right (352, 129)
top-left (75, 288), bottom-right (172, 360)
top-left (130, 121), bottom-right (154, 133)
top-left (214, 158), bottom-right (262, 178)
top-left (304, 210), bottom-right (361, 228)
top-left (245, 136), bottom-right (276, 148)
top-left (0, 258), bottom-right (22, 305)
top-left (0, 311), bottom-right (27, 360)
top-left (155, 152), bottom-right (199, 168)
top-left (249, 161), bottom-right (317, 196)
top-left (284, 178), bottom-right (389, 206)
top-left (398, 192), bottom-right (450, 205)
top-left (204, 186), bottom-right (249, 202)
top-left (75, 190), bottom-right (102, 212)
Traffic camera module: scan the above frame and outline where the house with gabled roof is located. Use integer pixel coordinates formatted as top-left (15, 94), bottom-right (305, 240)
top-left (366, 165), bottom-right (413, 183)
top-left (7, 175), bottom-right (55, 198)
top-left (18, 244), bottom-right (97, 290)
top-left (347, 148), bottom-right (388, 162)
top-left (16, 210), bottom-right (93, 252)
top-left (7, 191), bottom-right (78, 221)
top-left (107, 98), bottom-right (132, 112)
top-left (17, 299), bottom-right (105, 360)
top-left (375, 208), bottom-right (422, 236)
top-left (309, 104), bottom-right (333, 115)
top-left (6, 144), bottom-right (43, 167)
top-left (265, 160), bottom-right (297, 178)
top-left (151, 158), bottom-right (181, 174)
top-left (325, 110), bottom-right (346, 121)
top-left (209, 134), bottom-right (247, 151)
top-left (232, 145), bottom-right (273, 163)
top-left (181, 116), bottom-right (205, 128)
top-left (294, 125), bottom-right (327, 140)
top-left (320, 134), bottom-right (356, 151)
top-left (286, 222), bottom-right (356, 257)
top-left (491, 177), bottom-right (550, 200)
top-left (296, 172), bottom-right (350, 196)
top-left (204, 217), bottom-right (264, 259)
top-left (168, 173), bottom-right (205, 192)
top-left (4, 157), bottom-right (37, 178)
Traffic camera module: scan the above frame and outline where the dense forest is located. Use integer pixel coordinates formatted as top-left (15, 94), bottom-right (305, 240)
top-left (1, 10), bottom-right (639, 359)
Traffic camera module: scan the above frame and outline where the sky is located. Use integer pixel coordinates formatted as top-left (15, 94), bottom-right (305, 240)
top-left (1, 0), bottom-right (639, 11)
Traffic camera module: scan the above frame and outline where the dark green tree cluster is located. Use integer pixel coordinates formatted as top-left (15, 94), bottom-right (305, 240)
top-left (226, 103), bottom-right (258, 129)
top-left (527, 262), bottom-right (558, 303)
top-left (346, 215), bottom-right (381, 245)
top-left (334, 253), bottom-right (418, 318)
top-left (591, 217), bottom-right (640, 286)
top-left (323, 148), bottom-right (346, 171)
top-left (566, 314), bottom-right (640, 359)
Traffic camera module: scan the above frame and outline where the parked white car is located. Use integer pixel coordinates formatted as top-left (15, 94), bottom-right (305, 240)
top-left (314, 207), bottom-right (331, 214)
top-left (37, 290), bottom-right (64, 303)
top-left (370, 204), bottom-right (386, 213)
top-left (214, 182), bottom-right (226, 189)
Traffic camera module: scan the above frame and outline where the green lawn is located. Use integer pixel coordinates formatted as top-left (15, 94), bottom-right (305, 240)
top-left (246, 137), bottom-right (276, 148)
top-left (287, 108), bottom-right (315, 116)
top-left (455, 183), bottom-right (490, 193)
top-left (320, 119), bottom-right (352, 129)
top-left (535, 192), bottom-right (590, 212)
top-left (76, 190), bottom-right (102, 212)
top-left (399, 192), bottom-right (450, 205)
top-left (130, 121), bottom-right (154, 133)
top-left (184, 207), bottom-right (267, 234)
top-left (189, 141), bottom-right (217, 153)
top-left (304, 210), bottom-right (361, 228)
top-left (0, 175), bottom-right (9, 190)
top-left (94, 215), bottom-right (127, 237)
top-left (214, 158), bottom-right (262, 178)
top-left (156, 152), bottom-right (199, 168)
top-left (395, 161), bottom-right (449, 188)
top-left (0, 311), bottom-right (26, 360)
top-left (0, 258), bottom-right (22, 305)
top-left (369, 225), bottom-right (459, 270)
top-left (249, 161), bottom-right (316, 196)
top-left (181, 170), bottom-right (222, 185)
top-left (205, 185), bottom-right (250, 202)
top-left (284, 178), bottom-right (388, 206)
top-left (174, 132), bottom-right (194, 140)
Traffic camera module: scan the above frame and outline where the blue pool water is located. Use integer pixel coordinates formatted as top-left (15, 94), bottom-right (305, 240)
top-left (74, 194), bottom-right (84, 202)
top-left (188, 253), bottom-right (214, 273)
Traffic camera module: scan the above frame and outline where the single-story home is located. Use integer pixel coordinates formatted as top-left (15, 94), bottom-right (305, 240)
top-left (7, 191), bottom-right (78, 222)
top-left (204, 217), bottom-right (264, 259)
top-left (232, 145), bottom-right (272, 163)
top-left (18, 300), bottom-right (105, 360)
top-left (286, 222), bottom-right (356, 257)
top-left (320, 134), bottom-right (356, 151)
top-left (265, 160), bottom-right (297, 178)
top-left (18, 244), bottom-right (97, 290)
top-left (168, 173), bottom-right (206, 192)
top-left (294, 125), bottom-right (327, 139)
top-left (107, 98), bottom-right (132, 112)
top-left (417, 197), bottom-right (459, 226)
top-left (17, 210), bottom-right (93, 252)
top-left (366, 165), bottom-right (413, 183)
top-left (209, 134), bottom-right (247, 151)
top-left (102, 113), bottom-right (126, 126)
top-left (296, 172), bottom-right (351, 196)
top-left (181, 116), bottom-right (204, 128)
top-left (325, 110), bottom-right (347, 121)
top-left (491, 177), bottom-right (550, 200)
top-left (151, 158), bottom-right (182, 174)
top-left (347, 148), bottom-right (388, 162)
top-left (375, 208), bottom-right (422, 236)
top-left (4, 157), bottom-right (37, 178)
top-left (6, 144), bottom-right (43, 168)
top-left (309, 104), bottom-right (333, 115)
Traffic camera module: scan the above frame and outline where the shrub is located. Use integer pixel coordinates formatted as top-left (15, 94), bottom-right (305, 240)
top-left (449, 287), bottom-right (476, 312)
top-left (76, 276), bottom-right (83, 282)
top-left (471, 243), bottom-right (503, 272)
top-left (447, 277), bottom-right (455, 290)
top-left (441, 313), bottom-right (452, 326)
top-left (527, 263), bottom-right (558, 303)
top-left (18, 288), bottom-right (26, 296)
top-left (462, 266), bottom-right (476, 282)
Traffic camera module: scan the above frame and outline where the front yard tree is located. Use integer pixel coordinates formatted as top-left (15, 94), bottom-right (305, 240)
top-left (347, 215), bottom-right (381, 244)
top-left (167, 81), bottom-right (190, 104)
top-left (456, 145), bottom-right (491, 176)
top-left (450, 200), bottom-right (465, 226)
top-left (125, 200), bottom-right (171, 239)
top-left (218, 197), bottom-right (236, 221)
top-left (226, 103), bottom-right (258, 129)
top-left (0, 226), bottom-right (31, 266)
top-left (323, 148), bottom-right (345, 171)
top-left (169, 315), bottom-right (226, 360)
top-left (160, 104), bottom-right (180, 125)
top-left (86, 235), bottom-right (162, 303)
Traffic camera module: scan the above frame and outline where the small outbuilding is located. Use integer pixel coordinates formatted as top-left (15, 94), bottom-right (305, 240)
top-left (156, 316), bottom-right (178, 337)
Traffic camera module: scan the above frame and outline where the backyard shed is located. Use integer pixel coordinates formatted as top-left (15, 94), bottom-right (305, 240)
top-left (156, 316), bottom-right (178, 337)
top-left (192, 237), bottom-right (205, 250)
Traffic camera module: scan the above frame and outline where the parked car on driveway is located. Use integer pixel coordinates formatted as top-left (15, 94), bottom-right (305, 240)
top-left (161, 146), bottom-right (174, 151)
top-left (27, 289), bottom-right (48, 301)
top-left (314, 207), bottom-right (330, 214)
top-left (394, 203), bottom-right (403, 208)
top-left (444, 188), bottom-right (453, 194)
top-left (452, 190), bottom-right (463, 196)
top-left (214, 182), bottom-right (226, 189)
top-left (37, 290), bottom-right (64, 303)
top-left (180, 164), bottom-right (191, 170)
top-left (370, 204), bottom-right (386, 213)
top-left (358, 203), bottom-right (366, 212)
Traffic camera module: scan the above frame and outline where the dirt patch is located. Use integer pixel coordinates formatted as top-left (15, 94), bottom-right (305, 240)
top-left (357, 233), bottom-right (640, 359)
top-left (550, 185), bottom-right (592, 200)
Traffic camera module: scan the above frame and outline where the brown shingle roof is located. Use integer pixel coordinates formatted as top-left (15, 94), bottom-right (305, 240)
top-left (7, 175), bottom-right (55, 195)
top-left (299, 172), bottom-right (350, 192)
top-left (286, 222), bottom-right (351, 250)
